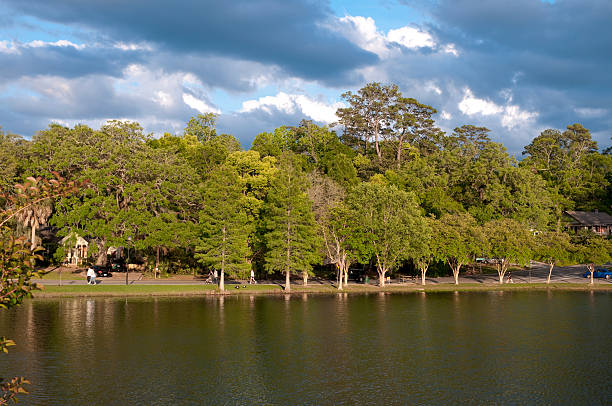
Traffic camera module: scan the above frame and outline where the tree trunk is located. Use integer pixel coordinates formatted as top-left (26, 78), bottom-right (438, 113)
top-left (303, 271), bottom-right (308, 286)
top-left (547, 262), bottom-right (554, 284)
top-left (449, 259), bottom-right (461, 285)
top-left (95, 239), bottom-right (107, 265)
top-left (421, 268), bottom-right (426, 285)
top-left (285, 268), bottom-right (291, 292)
top-left (344, 263), bottom-right (349, 287)
top-left (396, 130), bottom-right (406, 169)
top-left (220, 227), bottom-right (226, 291)
top-left (30, 223), bottom-right (37, 251)
top-left (155, 246), bottom-right (160, 279)
top-left (337, 263), bottom-right (343, 291)
top-left (498, 261), bottom-right (507, 284)
top-left (378, 269), bottom-right (385, 287)
top-left (374, 126), bottom-right (382, 163)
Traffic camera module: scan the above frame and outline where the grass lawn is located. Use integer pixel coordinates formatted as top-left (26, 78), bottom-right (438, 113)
top-left (38, 270), bottom-right (85, 280)
top-left (32, 281), bottom-right (612, 298)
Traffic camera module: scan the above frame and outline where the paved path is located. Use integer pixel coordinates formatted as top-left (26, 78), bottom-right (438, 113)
top-left (34, 263), bottom-right (611, 286)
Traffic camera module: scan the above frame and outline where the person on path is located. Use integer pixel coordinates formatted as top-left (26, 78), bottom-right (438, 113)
top-left (249, 269), bottom-right (256, 284)
top-left (507, 271), bottom-right (513, 284)
top-left (87, 267), bottom-right (96, 285)
top-left (213, 269), bottom-right (218, 284)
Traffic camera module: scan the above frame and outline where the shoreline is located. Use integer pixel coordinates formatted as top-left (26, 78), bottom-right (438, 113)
top-left (30, 282), bottom-right (612, 298)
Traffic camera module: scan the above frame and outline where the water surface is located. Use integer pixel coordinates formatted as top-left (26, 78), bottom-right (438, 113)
top-left (1, 291), bottom-right (610, 405)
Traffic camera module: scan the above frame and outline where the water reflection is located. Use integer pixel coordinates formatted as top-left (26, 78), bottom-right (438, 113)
top-left (0, 292), bottom-right (610, 405)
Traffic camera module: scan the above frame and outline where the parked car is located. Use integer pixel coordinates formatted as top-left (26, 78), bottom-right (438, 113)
top-left (110, 259), bottom-right (127, 272)
top-left (582, 267), bottom-right (612, 279)
top-left (92, 265), bottom-right (113, 278)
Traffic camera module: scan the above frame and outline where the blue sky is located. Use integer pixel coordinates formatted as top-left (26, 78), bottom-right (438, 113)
top-left (0, 0), bottom-right (610, 154)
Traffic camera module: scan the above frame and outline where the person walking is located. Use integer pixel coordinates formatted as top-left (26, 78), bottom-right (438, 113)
top-left (249, 269), bottom-right (256, 284)
top-left (87, 267), bottom-right (96, 285)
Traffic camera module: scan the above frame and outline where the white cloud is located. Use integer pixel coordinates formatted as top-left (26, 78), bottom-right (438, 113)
top-left (440, 110), bottom-right (452, 120)
top-left (501, 105), bottom-right (538, 129)
top-left (387, 26), bottom-right (435, 49)
top-left (26, 40), bottom-right (85, 49)
top-left (0, 40), bottom-right (20, 54)
top-left (113, 42), bottom-right (153, 51)
top-left (240, 92), bottom-right (344, 124)
top-left (335, 16), bottom-right (390, 57)
top-left (458, 88), bottom-right (503, 116)
top-left (442, 43), bottom-right (459, 56)
top-left (182, 93), bottom-right (221, 114)
top-left (575, 107), bottom-right (607, 118)
top-left (424, 81), bottom-right (443, 95)
top-left (332, 15), bottom-right (459, 59)
top-left (153, 91), bottom-right (172, 107)
top-left (459, 88), bottom-right (537, 129)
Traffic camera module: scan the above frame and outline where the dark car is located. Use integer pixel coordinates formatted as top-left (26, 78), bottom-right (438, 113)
top-left (111, 259), bottom-right (127, 273)
top-left (582, 267), bottom-right (612, 279)
top-left (93, 265), bottom-right (113, 278)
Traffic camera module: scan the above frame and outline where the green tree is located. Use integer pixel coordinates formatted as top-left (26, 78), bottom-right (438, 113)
top-left (411, 216), bottom-right (435, 285)
top-left (196, 168), bottom-right (250, 291)
top-left (576, 235), bottom-right (612, 285)
top-left (184, 113), bottom-right (217, 143)
top-left (533, 231), bottom-right (574, 284)
top-left (482, 219), bottom-right (533, 284)
top-left (433, 212), bottom-right (482, 285)
top-left (337, 82), bottom-right (400, 163)
top-left (0, 129), bottom-right (28, 194)
top-left (251, 126), bottom-right (295, 158)
top-left (308, 172), bottom-right (354, 290)
top-left (346, 181), bottom-right (426, 287)
top-left (262, 153), bottom-right (320, 291)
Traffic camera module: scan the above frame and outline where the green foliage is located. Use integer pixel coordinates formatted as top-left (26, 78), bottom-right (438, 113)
top-left (196, 167), bottom-right (251, 285)
top-left (184, 113), bottom-right (218, 143)
top-left (533, 231), bottom-right (574, 266)
top-left (482, 219), bottom-right (534, 283)
top-left (345, 181), bottom-right (426, 286)
top-left (262, 153), bottom-right (321, 285)
top-left (433, 212), bottom-right (483, 284)
top-left (251, 126), bottom-right (295, 158)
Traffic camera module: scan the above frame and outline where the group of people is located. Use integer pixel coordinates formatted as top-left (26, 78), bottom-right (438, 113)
top-left (206, 269), bottom-right (257, 284)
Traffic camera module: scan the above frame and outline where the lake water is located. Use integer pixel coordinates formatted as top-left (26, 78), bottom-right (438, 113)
top-left (1, 291), bottom-right (610, 405)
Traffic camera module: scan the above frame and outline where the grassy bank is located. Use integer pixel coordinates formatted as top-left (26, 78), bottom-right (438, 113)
top-left (32, 282), bottom-right (612, 298)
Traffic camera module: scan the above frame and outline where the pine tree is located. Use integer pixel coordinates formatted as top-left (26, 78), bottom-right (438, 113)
top-left (196, 167), bottom-right (250, 291)
top-left (262, 153), bottom-right (320, 291)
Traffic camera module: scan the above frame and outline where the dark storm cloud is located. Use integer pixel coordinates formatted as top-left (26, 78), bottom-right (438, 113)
top-left (0, 43), bottom-right (144, 81)
top-left (3, 0), bottom-right (377, 84)
top-left (393, 0), bottom-right (612, 151)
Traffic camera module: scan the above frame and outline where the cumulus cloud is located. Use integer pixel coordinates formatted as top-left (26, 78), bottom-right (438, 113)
top-left (182, 94), bottom-right (221, 115)
top-left (241, 92), bottom-right (344, 124)
top-left (2, 0), bottom-right (377, 84)
top-left (458, 88), bottom-right (537, 130)
top-left (333, 14), bottom-right (458, 59)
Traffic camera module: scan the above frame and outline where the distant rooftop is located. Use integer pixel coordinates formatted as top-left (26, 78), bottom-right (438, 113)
top-left (565, 210), bottom-right (612, 225)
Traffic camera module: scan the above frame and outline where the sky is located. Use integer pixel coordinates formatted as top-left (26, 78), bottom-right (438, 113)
top-left (0, 0), bottom-right (611, 154)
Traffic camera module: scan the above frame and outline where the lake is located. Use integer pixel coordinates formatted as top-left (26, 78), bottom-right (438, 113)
top-left (1, 291), bottom-right (610, 405)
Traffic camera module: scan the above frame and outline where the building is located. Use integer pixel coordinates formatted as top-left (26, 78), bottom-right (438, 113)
top-left (60, 233), bottom-right (89, 266)
top-left (565, 210), bottom-right (612, 236)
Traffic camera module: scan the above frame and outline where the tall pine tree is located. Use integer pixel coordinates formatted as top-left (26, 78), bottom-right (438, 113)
top-left (196, 167), bottom-right (250, 291)
top-left (262, 153), bottom-right (320, 291)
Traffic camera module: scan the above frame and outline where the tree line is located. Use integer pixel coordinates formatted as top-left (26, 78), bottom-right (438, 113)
top-left (1, 82), bottom-right (611, 290)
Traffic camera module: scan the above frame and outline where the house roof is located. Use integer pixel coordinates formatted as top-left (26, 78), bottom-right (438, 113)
top-left (60, 233), bottom-right (89, 246)
top-left (565, 211), bottom-right (612, 226)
